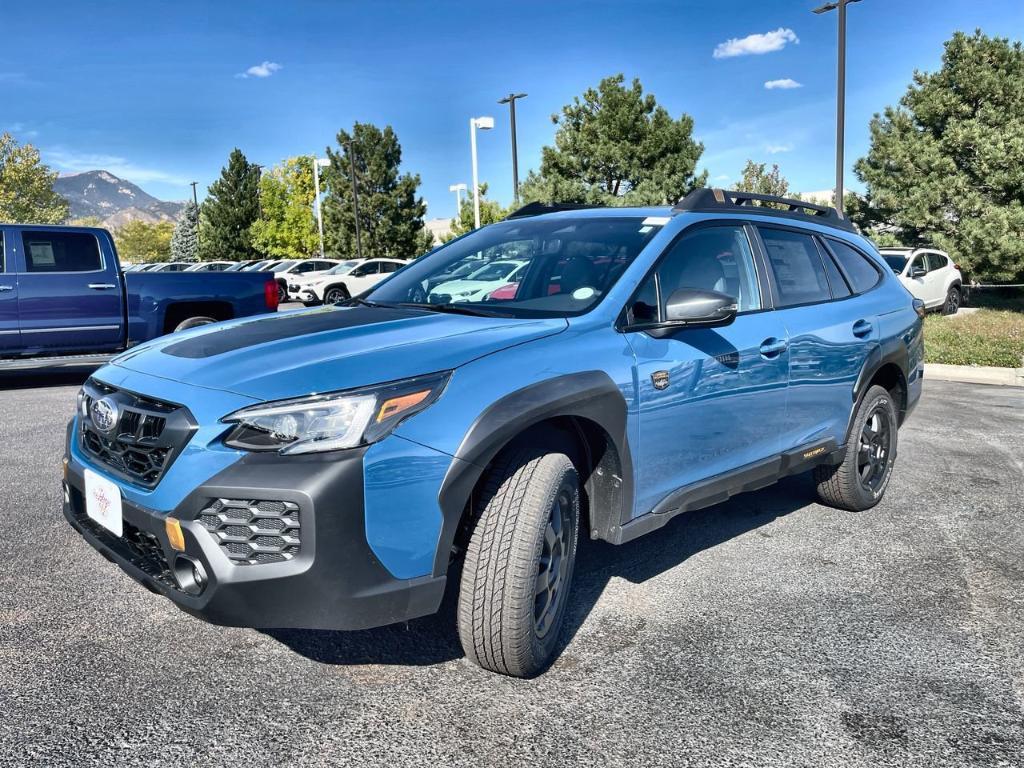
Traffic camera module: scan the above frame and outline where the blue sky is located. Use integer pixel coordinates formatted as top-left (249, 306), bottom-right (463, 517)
top-left (2, 0), bottom-right (1021, 218)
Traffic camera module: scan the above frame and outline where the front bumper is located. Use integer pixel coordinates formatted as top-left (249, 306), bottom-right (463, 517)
top-left (63, 427), bottom-right (446, 631)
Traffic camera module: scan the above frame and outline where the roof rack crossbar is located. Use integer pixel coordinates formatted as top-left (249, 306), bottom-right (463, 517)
top-left (672, 188), bottom-right (855, 232)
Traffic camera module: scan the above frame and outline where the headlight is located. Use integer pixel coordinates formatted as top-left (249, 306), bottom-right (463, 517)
top-left (221, 371), bottom-right (450, 455)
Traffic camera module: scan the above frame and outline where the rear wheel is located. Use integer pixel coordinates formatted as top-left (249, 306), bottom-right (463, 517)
top-left (277, 281), bottom-right (288, 305)
top-left (941, 285), bottom-right (961, 315)
top-left (458, 447), bottom-right (580, 678)
top-left (814, 384), bottom-right (898, 511)
top-left (173, 316), bottom-right (216, 333)
top-left (324, 285), bottom-right (350, 304)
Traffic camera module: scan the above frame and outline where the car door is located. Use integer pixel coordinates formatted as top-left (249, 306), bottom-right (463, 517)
top-left (347, 260), bottom-right (384, 293)
top-left (0, 229), bottom-right (20, 352)
top-left (625, 222), bottom-right (789, 516)
top-left (904, 253), bottom-right (929, 303)
top-left (925, 252), bottom-right (949, 304)
top-left (15, 228), bottom-right (124, 353)
top-left (756, 226), bottom-right (880, 452)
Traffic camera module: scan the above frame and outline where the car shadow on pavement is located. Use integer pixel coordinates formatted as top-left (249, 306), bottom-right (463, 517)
top-left (264, 474), bottom-right (817, 670)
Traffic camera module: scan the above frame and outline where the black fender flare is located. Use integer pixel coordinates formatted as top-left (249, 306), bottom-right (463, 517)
top-left (847, 335), bottom-right (911, 441)
top-left (432, 370), bottom-right (633, 576)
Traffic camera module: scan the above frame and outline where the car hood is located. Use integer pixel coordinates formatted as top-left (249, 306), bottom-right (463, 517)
top-left (112, 305), bottom-right (567, 401)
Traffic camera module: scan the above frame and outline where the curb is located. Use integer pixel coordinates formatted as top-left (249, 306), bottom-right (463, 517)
top-left (925, 363), bottom-right (1024, 387)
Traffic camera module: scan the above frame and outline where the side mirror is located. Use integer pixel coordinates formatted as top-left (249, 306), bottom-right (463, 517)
top-left (910, 266), bottom-right (927, 278)
top-left (663, 288), bottom-right (738, 327)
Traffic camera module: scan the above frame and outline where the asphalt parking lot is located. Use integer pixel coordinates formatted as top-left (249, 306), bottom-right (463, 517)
top-left (1, 374), bottom-right (1021, 767)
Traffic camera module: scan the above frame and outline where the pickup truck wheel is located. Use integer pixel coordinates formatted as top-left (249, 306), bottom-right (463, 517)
top-left (814, 385), bottom-right (898, 511)
top-left (457, 447), bottom-right (579, 678)
top-left (277, 282), bottom-right (288, 304)
top-left (324, 285), bottom-right (349, 304)
top-left (173, 316), bottom-right (216, 333)
top-left (941, 285), bottom-right (961, 315)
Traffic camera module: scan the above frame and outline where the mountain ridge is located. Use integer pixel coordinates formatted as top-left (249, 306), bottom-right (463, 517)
top-left (54, 170), bottom-right (186, 227)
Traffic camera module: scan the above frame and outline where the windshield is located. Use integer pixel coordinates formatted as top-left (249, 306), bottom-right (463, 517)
top-left (324, 260), bottom-right (360, 276)
top-left (367, 216), bottom-right (665, 318)
top-left (882, 254), bottom-right (909, 273)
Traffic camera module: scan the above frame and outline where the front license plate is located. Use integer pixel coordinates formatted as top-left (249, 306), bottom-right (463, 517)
top-left (84, 468), bottom-right (123, 537)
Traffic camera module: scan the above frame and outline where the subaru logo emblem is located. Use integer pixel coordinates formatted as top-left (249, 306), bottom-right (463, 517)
top-left (90, 396), bottom-right (119, 434)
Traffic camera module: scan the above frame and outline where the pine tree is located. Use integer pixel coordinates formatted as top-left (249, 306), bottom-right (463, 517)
top-left (320, 123), bottom-right (427, 260)
top-left (200, 148), bottom-right (261, 261)
top-left (170, 200), bottom-right (200, 262)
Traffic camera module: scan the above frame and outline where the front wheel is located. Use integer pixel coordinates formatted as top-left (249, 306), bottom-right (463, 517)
top-left (324, 285), bottom-right (350, 304)
top-left (458, 447), bottom-right (580, 678)
top-left (941, 285), bottom-right (961, 315)
top-left (814, 384), bottom-right (898, 511)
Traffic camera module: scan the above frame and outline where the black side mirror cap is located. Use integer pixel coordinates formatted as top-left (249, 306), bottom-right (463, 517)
top-left (910, 267), bottom-right (927, 278)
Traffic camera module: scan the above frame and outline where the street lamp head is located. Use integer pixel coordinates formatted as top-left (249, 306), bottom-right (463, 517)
top-left (473, 116), bottom-right (495, 130)
top-left (449, 183), bottom-right (467, 192)
top-left (813, 0), bottom-right (861, 12)
top-left (315, 157), bottom-right (331, 168)
top-left (498, 93), bottom-right (528, 104)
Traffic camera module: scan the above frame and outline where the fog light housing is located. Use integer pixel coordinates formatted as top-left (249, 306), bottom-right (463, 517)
top-left (173, 555), bottom-right (207, 596)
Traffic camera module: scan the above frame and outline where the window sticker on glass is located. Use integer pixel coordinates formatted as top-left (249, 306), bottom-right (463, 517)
top-left (642, 216), bottom-right (670, 227)
top-left (28, 242), bottom-right (56, 266)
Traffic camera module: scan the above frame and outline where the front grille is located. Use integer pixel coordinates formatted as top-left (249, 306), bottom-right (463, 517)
top-left (79, 379), bottom-right (196, 489)
top-left (198, 498), bottom-right (301, 566)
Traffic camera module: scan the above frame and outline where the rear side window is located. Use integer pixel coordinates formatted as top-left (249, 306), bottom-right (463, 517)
top-left (758, 227), bottom-right (831, 307)
top-left (381, 261), bottom-right (401, 273)
top-left (828, 239), bottom-right (881, 293)
top-left (926, 252), bottom-right (948, 272)
top-left (20, 231), bottom-right (103, 273)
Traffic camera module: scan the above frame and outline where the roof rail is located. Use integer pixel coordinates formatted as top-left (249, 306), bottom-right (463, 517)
top-left (505, 201), bottom-right (605, 220)
top-left (672, 188), bottom-right (855, 232)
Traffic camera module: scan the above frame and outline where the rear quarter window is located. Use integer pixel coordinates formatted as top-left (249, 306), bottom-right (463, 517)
top-left (828, 239), bottom-right (881, 294)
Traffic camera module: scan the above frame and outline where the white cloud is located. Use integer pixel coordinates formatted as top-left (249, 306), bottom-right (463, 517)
top-left (765, 78), bottom-right (803, 90)
top-left (237, 61), bottom-right (282, 79)
top-left (713, 28), bottom-right (799, 59)
top-left (45, 148), bottom-right (190, 187)
top-left (713, 174), bottom-right (731, 182)
top-left (765, 143), bottom-right (794, 154)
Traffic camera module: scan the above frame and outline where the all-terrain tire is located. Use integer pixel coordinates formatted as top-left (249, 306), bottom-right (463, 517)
top-left (814, 384), bottom-right (898, 511)
top-left (324, 285), bottom-right (350, 304)
top-left (457, 447), bottom-right (580, 678)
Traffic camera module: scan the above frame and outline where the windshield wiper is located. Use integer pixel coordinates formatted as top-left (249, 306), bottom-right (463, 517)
top-left (339, 297), bottom-right (395, 309)
top-left (396, 302), bottom-right (509, 317)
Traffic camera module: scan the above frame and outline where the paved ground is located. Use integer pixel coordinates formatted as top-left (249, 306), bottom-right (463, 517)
top-left (0, 374), bottom-right (1021, 767)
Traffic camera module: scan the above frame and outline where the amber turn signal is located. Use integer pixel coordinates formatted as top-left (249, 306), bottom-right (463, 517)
top-left (376, 390), bottom-right (430, 422)
top-left (165, 517), bottom-right (186, 552)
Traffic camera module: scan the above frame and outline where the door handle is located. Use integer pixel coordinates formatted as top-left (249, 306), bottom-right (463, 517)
top-left (0, 285), bottom-right (13, 292)
top-left (759, 337), bottom-right (788, 358)
top-left (87, 283), bottom-right (117, 290)
top-left (852, 319), bottom-right (873, 338)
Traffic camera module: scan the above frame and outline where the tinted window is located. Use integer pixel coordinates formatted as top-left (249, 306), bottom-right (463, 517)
top-left (21, 231), bottom-right (103, 273)
top-left (926, 252), bottom-right (948, 272)
top-left (350, 262), bottom-right (379, 277)
top-left (818, 244), bottom-right (851, 298)
top-left (828, 239), bottom-right (881, 293)
top-left (882, 254), bottom-right (909, 273)
top-left (646, 225), bottom-right (762, 315)
top-left (759, 228), bottom-right (831, 307)
top-left (380, 261), bottom-right (401, 273)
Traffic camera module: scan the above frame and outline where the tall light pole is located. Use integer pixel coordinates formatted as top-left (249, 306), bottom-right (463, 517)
top-left (346, 141), bottom-right (364, 261)
top-left (189, 181), bottom-right (200, 254)
top-left (449, 183), bottom-right (467, 217)
top-left (814, 0), bottom-right (862, 216)
top-left (469, 116), bottom-right (494, 229)
top-left (313, 157), bottom-right (330, 258)
top-left (498, 93), bottom-right (527, 204)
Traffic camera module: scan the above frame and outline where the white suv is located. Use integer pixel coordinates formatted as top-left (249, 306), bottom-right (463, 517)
top-left (880, 248), bottom-right (963, 315)
top-left (298, 258), bottom-right (406, 305)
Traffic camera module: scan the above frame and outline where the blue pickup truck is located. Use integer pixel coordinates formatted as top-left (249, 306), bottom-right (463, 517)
top-left (1, 224), bottom-right (278, 367)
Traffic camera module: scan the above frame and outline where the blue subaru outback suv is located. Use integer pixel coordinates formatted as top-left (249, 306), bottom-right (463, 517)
top-left (63, 189), bottom-right (924, 677)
